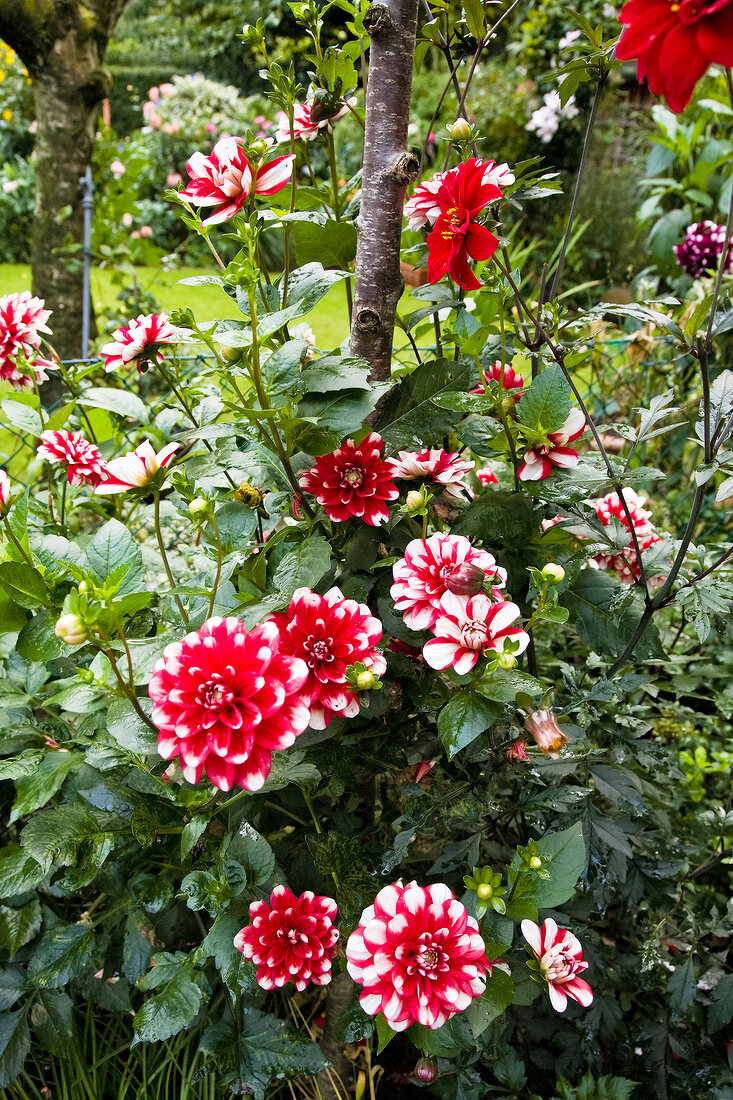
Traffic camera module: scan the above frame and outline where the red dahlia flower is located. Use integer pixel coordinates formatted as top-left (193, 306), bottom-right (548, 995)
top-left (345, 881), bottom-right (490, 1031)
top-left (517, 407), bottom-right (586, 482)
top-left (423, 591), bottom-right (529, 675)
top-left (426, 158), bottom-right (501, 291)
top-left (149, 617), bottom-right (310, 791)
top-left (616, 0), bottom-right (733, 114)
top-left (391, 533), bottom-right (506, 632)
top-left (404, 159), bottom-right (514, 232)
top-left (234, 886), bottom-right (339, 991)
top-left (299, 432), bottom-right (399, 526)
top-left (101, 312), bottom-right (179, 373)
top-left (180, 136), bottom-right (295, 225)
top-left (36, 431), bottom-right (108, 489)
top-left (590, 487), bottom-right (661, 583)
top-left (522, 918), bottom-right (593, 1013)
top-left (388, 448), bottom-right (474, 498)
top-left (271, 586), bottom-right (386, 729)
top-left (674, 220), bottom-right (733, 277)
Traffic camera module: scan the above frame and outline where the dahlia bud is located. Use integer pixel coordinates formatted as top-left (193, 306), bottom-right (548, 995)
top-left (219, 344), bottom-right (241, 362)
top-left (448, 117), bottom-right (472, 141)
top-left (526, 709), bottom-right (568, 757)
top-left (250, 139), bottom-right (268, 158)
top-left (189, 497), bottom-right (209, 518)
top-left (405, 489), bottom-right (424, 514)
top-left (414, 1057), bottom-right (439, 1084)
top-left (529, 855), bottom-right (543, 871)
top-left (497, 651), bottom-right (517, 669)
top-left (541, 562), bottom-right (565, 584)
top-left (54, 613), bottom-right (88, 646)
top-left (445, 562), bottom-right (486, 597)
top-left (506, 739), bottom-right (529, 764)
top-left (0, 469), bottom-right (11, 514)
top-left (356, 669), bottom-right (378, 690)
top-left (476, 883), bottom-right (493, 900)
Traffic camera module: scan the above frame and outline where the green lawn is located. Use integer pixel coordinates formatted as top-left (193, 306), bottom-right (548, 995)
top-left (0, 264), bottom-right (353, 353)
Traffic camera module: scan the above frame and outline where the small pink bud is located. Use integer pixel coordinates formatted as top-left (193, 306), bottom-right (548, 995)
top-left (414, 759), bottom-right (436, 783)
top-left (122, 212), bottom-right (133, 228)
top-left (166, 172), bottom-right (183, 187)
top-left (526, 710), bottom-right (568, 757)
top-left (139, 225), bottom-right (153, 238)
top-left (445, 562), bottom-right (485, 596)
top-left (414, 1057), bottom-right (439, 1084)
top-left (506, 739), bottom-right (528, 764)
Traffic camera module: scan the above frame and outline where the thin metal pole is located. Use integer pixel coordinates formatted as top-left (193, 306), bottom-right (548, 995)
top-left (80, 166), bottom-right (94, 360)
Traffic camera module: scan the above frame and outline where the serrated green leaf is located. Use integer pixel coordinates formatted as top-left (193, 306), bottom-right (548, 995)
top-left (465, 968), bottom-right (514, 1038)
top-left (132, 970), bottom-right (203, 1044)
top-left (226, 823), bottom-right (275, 887)
top-left (9, 751), bottom-right (79, 824)
top-left (376, 358), bottom-right (472, 450)
top-left (16, 611), bottom-right (66, 662)
top-left (0, 1009), bottom-right (31, 1088)
top-left (79, 386), bottom-right (148, 423)
top-left (437, 692), bottom-right (502, 759)
top-left (0, 846), bottom-right (45, 900)
top-left (0, 900), bottom-right (41, 957)
top-left (708, 973), bottom-right (733, 1033)
top-left (21, 805), bottom-right (114, 875)
top-left (181, 816), bottom-right (208, 861)
top-left (510, 822), bottom-right (586, 910)
top-left (33, 989), bottom-right (73, 1053)
top-left (517, 364), bottom-right (572, 433)
top-left (27, 924), bottom-right (95, 989)
top-left (0, 562), bottom-right (47, 609)
top-left (106, 697), bottom-right (158, 754)
top-left (86, 520), bottom-right (145, 595)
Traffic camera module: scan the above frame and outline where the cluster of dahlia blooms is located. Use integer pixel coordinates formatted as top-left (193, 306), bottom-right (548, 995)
top-left (673, 220), bottom-right (733, 279)
top-left (0, 292), bottom-right (56, 389)
top-left (590, 487), bottom-right (661, 583)
top-left (404, 158), bottom-right (513, 291)
top-left (36, 430), bottom-right (108, 489)
top-left (275, 96), bottom-right (357, 142)
top-left (178, 136), bottom-right (294, 225)
top-left (391, 533), bottom-right (529, 673)
top-left (101, 312), bottom-right (179, 374)
top-left (616, 0), bottom-right (733, 114)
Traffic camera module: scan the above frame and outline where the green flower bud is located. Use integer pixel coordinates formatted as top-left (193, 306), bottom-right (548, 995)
top-left (405, 490), bottom-right (424, 514)
top-left (356, 669), bottom-right (378, 690)
top-left (448, 117), bottom-right (472, 141)
top-left (189, 497), bottom-right (209, 517)
top-left (541, 562), bottom-right (565, 584)
top-left (54, 613), bottom-right (88, 646)
top-left (529, 855), bottom-right (543, 871)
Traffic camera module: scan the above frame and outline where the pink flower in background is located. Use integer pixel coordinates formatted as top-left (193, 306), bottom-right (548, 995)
top-left (673, 220), bottom-right (733, 278)
top-left (158, 83), bottom-right (174, 97)
top-left (166, 172), bottom-right (183, 187)
top-left (179, 137), bottom-right (295, 225)
top-left (388, 449), bottom-right (474, 499)
top-left (139, 225), bottom-right (153, 238)
top-left (299, 433), bottom-right (398, 526)
top-left (590, 487), bottom-right (661, 583)
top-left (122, 213), bottom-right (133, 228)
top-left (272, 587), bottom-right (385, 730)
top-left (518, 407), bottom-right (586, 481)
top-left (391, 533), bottom-right (505, 631)
top-left (423, 591), bottom-right (529, 674)
top-left (205, 122), bottom-right (217, 133)
top-left (149, 617), bottom-right (310, 791)
top-left (94, 440), bottom-right (179, 494)
top-left (37, 430), bottom-right (108, 488)
top-left (472, 360), bottom-right (524, 394)
top-left (148, 86), bottom-right (160, 101)
top-left (522, 919), bottom-right (593, 1013)
top-left (234, 886), bottom-right (339, 991)
top-left (525, 709), bottom-right (568, 757)
top-left (477, 467), bottom-right (498, 486)
top-left (404, 158), bottom-right (514, 232)
top-left (109, 159), bottom-right (126, 177)
top-left (346, 881), bottom-right (490, 1031)
top-left (101, 312), bottom-right (179, 373)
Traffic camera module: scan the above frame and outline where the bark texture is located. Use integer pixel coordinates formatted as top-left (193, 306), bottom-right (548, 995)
top-left (0, 0), bottom-right (129, 360)
top-left (350, 0), bottom-right (420, 383)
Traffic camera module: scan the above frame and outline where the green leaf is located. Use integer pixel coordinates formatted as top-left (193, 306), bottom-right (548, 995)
top-left (9, 751), bottom-right (79, 824)
top-left (464, 969), bottom-right (515, 1038)
top-left (334, 1004), bottom-right (375, 1043)
top-left (27, 924), bottom-right (95, 989)
top-left (106, 697), bottom-right (158, 754)
top-left (0, 846), bottom-right (45, 900)
top-left (668, 956), bottom-right (696, 1019)
top-left (123, 911), bottom-right (154, 985)
top-left (130, 874), bottom-right (174, 915)
top-left (437, 692), bottom-right (502, 759)
top-left (16, 611), bottom-right (66, 662)
top-left (562, 570), bottom-right (662, 660)
top-left (181, 816), bottom-right (208, 861)
top-left (2, 398), bottom-right (43, 436)
top-left (297, 385), bottom-right (388, 437)
top-left (377, 358), bottom-right (472, 450)
top-left (0, 562), bottom-right (47, 609)
top-left (33, 990), bottom-right (73, 1053)
top-left (299, 356), bottom-right (370, 394)
top-left (510, 822), bottom-right (586, 910)
top-left (79, 386), bottom-right (148, 423)
top-left (590, 765), bottom-right (646, 815)
top-left (255, 262), bottom-right (350, 336)
top-left (462, 0), bottom-right (485, 41)
top-left (0, 1009), bottom-right (31, 1088)
top-left (242, 538), bottom-right (332, 626)
top-left (21, 805), bottom-right (114, 875)
top-left (132, 970), bottom-right (204, 1044)
top-left (201, 905), bottom-right (257, 994)
top-left (0, 900), bottom-right (41, 957)
top-left (233, 1005), bottom-right (329, 1099)
top-left (226, 823), bottom-right (276, 887)
top-left (517, 364), bottom-right (572, 433)
top-left (290, 217), bottom-right (358, 268)
top-left (708, 973), bottom-right (733, 1033)
top-left (451, 489), bottom-right (537, 548)
top-left (86, 519), bottom-right (145, 595)
top-left (375, 1012), bottom-right (397, 1054)
top-left (0, 967), bottom-right (27, 1011)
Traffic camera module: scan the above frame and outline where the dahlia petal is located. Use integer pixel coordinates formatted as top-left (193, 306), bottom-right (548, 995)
top-left (548, 982), bottom-right (569, 1013)
top-left (567, 977), bottom-right (594, 1007)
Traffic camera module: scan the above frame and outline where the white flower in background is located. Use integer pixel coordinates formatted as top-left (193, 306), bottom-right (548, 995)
top-left (526, 90), bottom-right (579, 143)
top-left (558, 29), bottom-right (582, 50)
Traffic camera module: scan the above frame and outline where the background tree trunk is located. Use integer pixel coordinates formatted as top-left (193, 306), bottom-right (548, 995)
top-left (0, 0), bottom-right (129, 362)
top-left (350, 0), bottom-right (420, 384)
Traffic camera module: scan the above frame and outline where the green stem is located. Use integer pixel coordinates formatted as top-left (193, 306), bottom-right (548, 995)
top-left (207, 516), bottom-right (224, 618)
top-left (153, 490), bottom-right (189, 624)
top-left (2, 516), bottom-right (34, 567)
top-left (59, 477), bottom-right (67, 537)
top-left (302, 789), bottom-right (340, 889)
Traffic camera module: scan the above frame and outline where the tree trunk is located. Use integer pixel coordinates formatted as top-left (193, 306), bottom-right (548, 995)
top-left (350, 0), bottom-right (420, 383)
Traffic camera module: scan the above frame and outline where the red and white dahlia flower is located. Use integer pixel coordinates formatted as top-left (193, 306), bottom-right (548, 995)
top-left (388, 449), bottom-right (474, 499)
top-left (271, 587), bottom-right (386, 729)
top-left (404, 159), bottom-right (514, 233)
top-left (36, 431), bottom-right (108, 489)
top-left (179, 136), bottom-right (294, 225)
top-left (234, 886), bottom-right (339, 991)
top-left (0, 291), bottom-right (52, 358)
top-left (0, 470), bottom-right (11, 512)
top-left (616, 0), bottom-right (733, 114)
top-left (590, 487), bottom-right (661, 583)
top-left (477, 467), bottom-right (498, 486)
top-left (423, 591), bottom-right (529, 675)
top-left (391, 533), bottom-right (506, 632)
top-left (522, 918), bottom-right (593, 1013)
top-left (472, 359), bottom-right (524, 394)
top-left (101, 312), bottom-right (179, 374)
top-left (299, 433), bottom-right (399, 526)
top-left (426, 158), bottom-right (502, 291)
top-left (518, 407), bottom-right (586, 482)
top-left (275, 97), bottom-right (356, 142)
top-left (94, 440), bottom-right (179, 494)
top-left (345, 881), bottom-right (490, 1031)
top-left (149, 617), bottom-right (310, 791)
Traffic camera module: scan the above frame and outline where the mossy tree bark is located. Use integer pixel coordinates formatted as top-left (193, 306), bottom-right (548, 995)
top-left (350, 0), bottom-right (420, 384)
top-left (0, 0), bottom-right (129, 361)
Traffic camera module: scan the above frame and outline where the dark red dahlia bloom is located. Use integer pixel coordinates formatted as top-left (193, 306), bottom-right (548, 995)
top-left (149, 617), bottom-right (310, 791)
top-left (426, 158), bottom-right (501, 291)
top-left (616, 0), bottom-right (733, 114)
top-left (271, 586), bottom-right (386, 729)
top-left (234, 886), bottom-right (339, 991)
top-left (298, 432), bottom-right (399, 526)
top-left (673, 220), bottom-right (733, 277)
